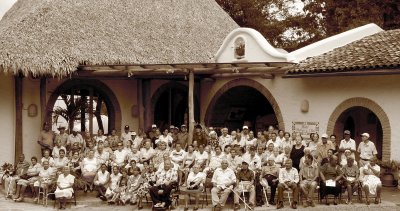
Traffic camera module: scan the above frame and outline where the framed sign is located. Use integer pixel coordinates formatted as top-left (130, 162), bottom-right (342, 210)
top-left (292, 121), bottom-right (319, 140)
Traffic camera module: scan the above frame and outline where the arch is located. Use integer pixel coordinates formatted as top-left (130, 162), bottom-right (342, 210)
top-left (151, 81), bottom-right (200, 129)
top-left (45, 79), bottom-right (122, 134)
top-left (204, 78), bottom-right (285, 130)
top-left (326, 97), bottom-right (391, 161)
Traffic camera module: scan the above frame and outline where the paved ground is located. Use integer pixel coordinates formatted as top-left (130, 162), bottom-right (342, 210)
top-left (0, 187), bottom-right (399, 211)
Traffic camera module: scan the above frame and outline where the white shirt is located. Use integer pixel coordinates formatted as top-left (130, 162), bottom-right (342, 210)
top-left (279, 167), bottom-right (299, 183)
top-left (96, 170), bottom-right (110, 184)
top-left (357, 141), bottom-right (377, 160)
top-left (227, 154), bottom-right (243, 170)
top-left (95, 150), bottom-right (110, 165)
top-left (212, 167), bottom-right (236, 186)
top-left (266, 139), bottom-right (283, 152)
top-left (114, 149), bottom-right (129, 165)
top-left (187, 171), bottom-right (206, 185)
top-left (194, 151), bottom-right (209, 165)
top-left (156, 135), bottom-right (173, 145)
top-left (219, 134), bottom-right (232, 150)
top-left (243, 154), bottom-right (261, 171)
top-left (209, 153), bottom-right (226, 170)
top-left (94, 135), bottom-right (107, 144)
top-left (67, 134), bottom-right (84, 146)
top-left (132, 136), bottom-right (143, 149)
top-left (339, 138), bottom-right (356, 157)
top-left (140, 147), bottom-right (155, 161)
top-left (52, 146), bottom-right (66, 158)
top-left (82, 157), bottom-right (98, 172)
top-left (170, 149), bottom-right (186, 164)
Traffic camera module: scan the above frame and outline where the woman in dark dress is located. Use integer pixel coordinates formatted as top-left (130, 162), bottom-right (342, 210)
top-left (290, 135), bottom-right (305, 171)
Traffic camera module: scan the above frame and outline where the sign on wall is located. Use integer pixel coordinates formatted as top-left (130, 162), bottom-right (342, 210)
top-left (292, 121), bottom-right (319, 140)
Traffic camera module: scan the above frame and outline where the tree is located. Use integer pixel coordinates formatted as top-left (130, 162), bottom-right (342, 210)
top-left (215, 0), bottom-right (400, 51)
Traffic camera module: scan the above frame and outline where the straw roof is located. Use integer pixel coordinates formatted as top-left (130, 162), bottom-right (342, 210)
top-left (0, 0), bottom-right (238, 77)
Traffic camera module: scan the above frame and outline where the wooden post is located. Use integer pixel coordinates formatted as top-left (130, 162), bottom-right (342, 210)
top-left (168, 87), bottom-right (172, 125)
top-left (137, 79), bottom-right (144, 130)
top-left (15, 75), bottom-right (23, 163)
top-left (40, 77), bottom-right (46, 125)
top-left (143, 79), bottom-right (151, 132)
top-left (81, 96), bottom-right (86, 132)
top-left (188, 70), bottom-right (194, 145)
top-left (89, 88), bottom-right (94, 135)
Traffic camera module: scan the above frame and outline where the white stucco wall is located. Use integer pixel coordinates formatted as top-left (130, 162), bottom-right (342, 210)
top-left (200, 74), bottom-right (400, 161)
top-left (0, 73), bottom-right (15, 163)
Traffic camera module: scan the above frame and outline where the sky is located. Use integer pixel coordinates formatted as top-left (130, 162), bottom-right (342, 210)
top-left (0, 0), bottom-right (17, 20)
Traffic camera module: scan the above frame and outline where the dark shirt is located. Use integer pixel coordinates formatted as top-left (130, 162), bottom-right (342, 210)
top-left (320, 163), bottom-right (342, 180)
top-left (193, 132), bottom-right (207, 146)
top-left (290, 145), bottom-right (305, 171)
top-left (236, 169), bottom-right (254, 182)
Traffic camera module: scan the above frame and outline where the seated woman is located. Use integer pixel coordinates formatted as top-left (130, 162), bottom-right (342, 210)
top-left (54, 166), bottom-right (75, 210)
top-left (33, 160), bottom-right (55, 202)
top-left (13, 156), bottom-right (41, 202)
top-left (360, 157), bottom-right (382, 205)
top-left (41, 149), bottom-right (55, 167)
top-left (122, 167), bottom-right (146, 208)
top-left (105, 165), bottom-right (122, 200)
top-left (69, 151), bottom-right (82, 177)
top-left (181, 165), bottom-right (206, 211)
top-left (54, 149), bottom-right (69, 174)
top-left (81, 150), bottom-right (99, 191)
top-left (181, 145), bottom-right (196, 186)
top-left (319, 155), bottom-right (343, 205)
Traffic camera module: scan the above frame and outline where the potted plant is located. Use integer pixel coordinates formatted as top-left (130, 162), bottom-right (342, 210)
top-left (377, 159), bottom-right (399, 187)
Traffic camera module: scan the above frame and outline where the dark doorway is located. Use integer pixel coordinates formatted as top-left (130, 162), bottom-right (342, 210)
top-left (333, 106), bottom-right (383, 159)
top-left (208, 86), bottom-right (277, 132)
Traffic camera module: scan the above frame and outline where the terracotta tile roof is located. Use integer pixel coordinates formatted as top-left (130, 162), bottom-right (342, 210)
top-left (287, 29), bottom-right (400, 74)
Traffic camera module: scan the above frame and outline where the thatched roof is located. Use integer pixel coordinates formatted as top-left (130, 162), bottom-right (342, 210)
top-left (0, 0), bottom-right (238, 76)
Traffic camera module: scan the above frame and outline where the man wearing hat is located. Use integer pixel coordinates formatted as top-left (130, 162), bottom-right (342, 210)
top-left (357, 133), bottom-right (377, 167)
top-left (233, 161), bottom-right (255, 210)
top-left (339, 130), bottom-right (356, 158)
top-left (177, 125), bottom-right (188, 149)
top-left (148, 124), bottom-right (158, 140)
top-left (316, 133), bottom-right (335, 163)
top-left (120, 125), bottom-right (133, 147)
top-left (55, 124), bottom-right (68, 148)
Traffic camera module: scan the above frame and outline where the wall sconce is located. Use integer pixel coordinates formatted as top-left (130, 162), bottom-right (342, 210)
top-left (300, 100), bottom-right (309, 113)
top-left (27, 104), bottom-right (38, 117)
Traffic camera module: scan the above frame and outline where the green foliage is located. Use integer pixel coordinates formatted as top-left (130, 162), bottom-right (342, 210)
top-left (215, 0), bottom-right (400, 51)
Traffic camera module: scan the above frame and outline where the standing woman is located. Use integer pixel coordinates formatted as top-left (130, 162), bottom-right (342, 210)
top-left (290, 136), bottom-right (305, 171)
top-left (55, 166), bottom-right (75, 210)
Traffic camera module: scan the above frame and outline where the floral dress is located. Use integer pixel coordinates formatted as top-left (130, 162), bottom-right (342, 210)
top-left (121, 175), bottom-right (146, 203)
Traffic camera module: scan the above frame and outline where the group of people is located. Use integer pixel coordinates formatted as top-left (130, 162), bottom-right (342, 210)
top-left (0, 122), bottom-right (383, 210)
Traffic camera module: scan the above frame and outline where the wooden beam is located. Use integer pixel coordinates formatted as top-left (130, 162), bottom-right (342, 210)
top-left (14, 75), bottom-right (23, 163)
top-left (210, 73), bottom-right (274, 79)
top-left (89, 88), bottom-right (94, 135)
top-left (283, 69), bottom-right (400, 78)
top-left (188, 70), bottom-right (195, 145)
top-left (143, 79), bottom-right (152, 131)
top-left (40, 77), bottom-right (47, 125)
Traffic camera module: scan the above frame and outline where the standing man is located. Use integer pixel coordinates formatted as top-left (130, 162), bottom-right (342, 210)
top-left (193, 124), bottom-right (207, 147)
top-left (276, 159), bottom-right (299, 209)
top-left (37, 123), bottom-right (55, 156)
top-left (219, 127), bottom-right (232, 151)
top-left (67, 127), bottom-right (84, 153)
top-left (317, 133), bottom-right (335, 163)
top-left (54, 125), bottom-right (68, 148)
top-left (177, 125), bottom-right (188, 149)
top-left (120, 125), bottom-right (132, 147)
top-left (357, 133), bottom-right (377, 167)
top-left (339, 130), bottom-right (356, 159)
top-left (211, 160), bottom-right (236, 211)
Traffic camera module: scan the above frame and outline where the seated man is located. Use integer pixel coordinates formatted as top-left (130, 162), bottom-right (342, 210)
top-left (4, 154), bottom-right (29, 198)
top-left (258, 156), bottom-right (279, 205)
top-left (13, 156), bottom-right (41, 202)
top-left (149, 160), bottom-right (178, 208)
top-left (234, 161), bottom-right (255, 210)
top-left (277, 159), bottom-right (299, 209)
top-left (319, 155), bottom-right (342, 205)
top-left (299, 154), bottom-right (318, 207)
top-left (93, 163), bottom-right (110, 201)
top-left (33, 160), bottom-right (55, 202)
top-left (342, 156), bottom-right (359, 204)
top-left (211, 160), bottom-right (236, 211)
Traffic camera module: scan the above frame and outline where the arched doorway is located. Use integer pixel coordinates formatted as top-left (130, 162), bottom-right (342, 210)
top-left (151, 82), bottom-right (199, 130)
top-left (333, 107), bottom-right (383, 159)
top-left (327, 97), bottom-right (390, 161)
top-left (205, 78), bottom-right (284, 132)
top-left (46, 79), bottom-right (121, 134)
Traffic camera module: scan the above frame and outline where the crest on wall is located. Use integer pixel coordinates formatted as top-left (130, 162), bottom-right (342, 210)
top-left (234, 37), bottom-right (245, 59)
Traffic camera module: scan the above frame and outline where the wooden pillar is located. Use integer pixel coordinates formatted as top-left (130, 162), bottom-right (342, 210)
top-left (188, 70), bottom-right (194, 145)
top-left (89, 88), bottom-right (94, 135)
top-left (14, 75), bottom-right (23, 163)
top-left (81, 96), bottom-right (86, 132)
top-left (168, 87), bottom-right (172, 125)
top-left (137, 79), bottom-right (144, 130)
top-left (40, 77), bottom-right (46, 125)
top-left (143, 79), bottom-right (151, 132)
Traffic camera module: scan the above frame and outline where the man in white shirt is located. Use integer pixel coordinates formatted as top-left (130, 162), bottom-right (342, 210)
top-left (211, 160), bottom-right (237, 210)
top-left (242, 146), bottom-right (261, 172)
top-left (139, 140), bottom-right (155, 163)
top-left (276, 159), bottom-right (299, 209)
top-left (94, 163), bottom-right (110, 201)
top-left (357, 133), bottom-right (377, 167)
top-left (67, 128), bottom-right (84, 151)
top-left (339, 130), bottom-right (356, 158)
top-left (113, 142), bottom-right (129, 167)
top-left (120, 125), bottom-right (132, 147)
top-left (240, 126), bottom-right (250, 143)
top-left (227, 148), bottom-right (243, 171)
top-left (94, 144), bottom-right (110, 166)
top-left (150, 160), bottom-right (178, 208)
top-left (267, 132), bottom-right (283, 153)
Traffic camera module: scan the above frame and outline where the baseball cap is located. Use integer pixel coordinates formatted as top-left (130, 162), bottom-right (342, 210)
top-left (361, 133), bottom-right (370, 138)
top-left (344, 130), bottom-right (351, 135)
top-left (151, 124), bottom-right (157, 128)
top-left (131, 132), bottom-right (137, 136)
top-left (321, 133), bottom-right (328, 138)
top-left (242, 126), bottom-right (249, 130)
top-left (242, 161), bottom-right (249, 165)
top-left (181, 124), bottom-right (186, 128)
top-left (124, 125), bottom-right (130, 130)
top-left (170, 125), bottom-right (175, 129)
